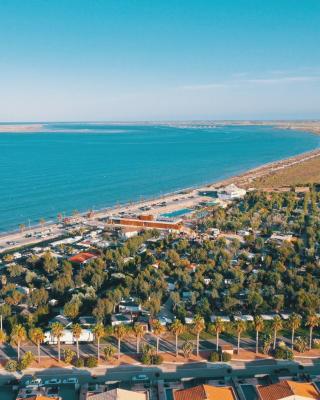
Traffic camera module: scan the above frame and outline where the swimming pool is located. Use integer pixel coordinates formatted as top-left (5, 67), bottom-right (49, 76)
top-left (165, 388), bottom-right (174, 400)
top-left (241, 385), bottom-right (258, 400)
top-left (161, 208), bottom-right (193, 218)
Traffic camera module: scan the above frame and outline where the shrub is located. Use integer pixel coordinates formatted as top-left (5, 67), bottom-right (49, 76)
top-left (140, 352), bottom-right (163, 365)
top-left (64, 348), bottom-right (76, 364)
top-left (103, 344), bottom-right (116, 361)
top-left (208, 351), bottom-right (220, 362)
top-left (85, 356), bottom-right (98, 368)
top-left (221, 352), bottom-right (232, 362)
top-left (5, 359), bottom-right (18, 372)
top-left (313, 339), bottom-right (320, 349)
top-left (140, 353), bottom-right (151, 365)
top-left (262, 335), bottom-right (272, 355)
top-left (294, 337), bottom-right (307, 353)
top-left (152, 354), bottom-right (163, 365)
top-left (274, 346), bottom-right (293, 360)
top-left (73, 357), bottom-right (85, 368)
top-left (18, 351), bottom-right (35, 370)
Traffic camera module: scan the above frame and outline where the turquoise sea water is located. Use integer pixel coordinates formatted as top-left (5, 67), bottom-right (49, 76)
top-left (0, 123), bottom-right (319, 232)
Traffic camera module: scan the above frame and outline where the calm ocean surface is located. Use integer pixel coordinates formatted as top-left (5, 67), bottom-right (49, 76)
top-left (0, 123), bottom-right (319, 232)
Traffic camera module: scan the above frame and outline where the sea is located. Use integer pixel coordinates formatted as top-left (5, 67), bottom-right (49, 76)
top-left (0, 123), bottom-right (319, 233)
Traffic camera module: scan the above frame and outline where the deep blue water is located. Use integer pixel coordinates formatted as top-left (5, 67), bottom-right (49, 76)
top-left (0, 123), bottom-right (319, 232)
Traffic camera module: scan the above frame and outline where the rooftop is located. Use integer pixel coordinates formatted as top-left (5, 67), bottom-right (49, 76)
top-left (69, 252), bottom-right (96, 263)
top-left (257, 381), bottom-right (320, 400)
top-left (87, 388), bottom-right (147, 399)
top-left (173, 384), bottom-right (236, 400)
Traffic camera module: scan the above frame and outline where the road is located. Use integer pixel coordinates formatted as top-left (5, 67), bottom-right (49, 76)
top-left (1, 358), bottom-right (320, 388)
top-left (0, 333), bottom-right (313, 362)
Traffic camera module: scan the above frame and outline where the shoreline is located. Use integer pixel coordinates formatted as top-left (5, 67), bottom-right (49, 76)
top-left (0, 146), bottom-right (319, 252)
top-left (0, 120), bottom-right (320, 135)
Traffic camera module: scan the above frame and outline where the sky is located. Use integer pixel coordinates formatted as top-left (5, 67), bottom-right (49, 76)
top-left (0, 0), bottom-right (320, 121)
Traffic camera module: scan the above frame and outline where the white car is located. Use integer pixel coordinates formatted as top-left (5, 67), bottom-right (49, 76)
top-left (62, 378), bottom-right (78, 384)
top-left (44, 378), bottom-right (61, 385)
top-left (132, 374), bottom-right (148, 382)
top-left (25, 378), bottom-right (42, 386)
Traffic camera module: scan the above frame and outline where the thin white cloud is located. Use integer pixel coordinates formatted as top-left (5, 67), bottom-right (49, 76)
top-left (247, 76), bottom-right (320, 84)
top-left (181, 82), bottom-right (235, 90)
top-left (181, 74), bottom-right (320, 90)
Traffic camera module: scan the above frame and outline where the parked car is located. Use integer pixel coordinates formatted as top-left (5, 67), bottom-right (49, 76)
top-left (25, 378), bottom-right (42, 386)
top-left (44, 378), bottom-right (61, 385)
top-left (132, 374), bottom-right (148, 382)
top-left (62, 378), bottom-right (78, 384)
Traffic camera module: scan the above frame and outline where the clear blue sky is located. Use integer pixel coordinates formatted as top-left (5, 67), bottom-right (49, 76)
top-left (1, 0), bottom-right (320, 121)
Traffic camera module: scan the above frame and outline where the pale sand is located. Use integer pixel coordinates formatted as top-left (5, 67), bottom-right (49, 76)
top-left (0, 124), bottom-right (44, 132)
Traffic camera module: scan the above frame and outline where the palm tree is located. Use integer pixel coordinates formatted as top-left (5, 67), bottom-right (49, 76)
top-left (306, 314), bottom-right (319, 350)
top-left (11, 324), bottom-right (26, 361)
top-left (170, 319), bottom-right (185, 357)
top-left (209, 317), bottom-right (225, 351)
top-left (132, 323), bottom-right (145, 354)
top-left (92, 323), bottom-right (105, 361)
top-left (271, 315), bottom-right (283, 349)
top-left (192, 315), bottom-right (205, 357)
top-left (253, 315), bottom-right (264, 354)
top-left (72, 324), bottom-right (82, 359)
top-left (288, 313), bottom-right (301, 350)
top-left (50, 322), bottom-right (64, 362)
top-left (113, 324), bottom-right (128, 360)
top-left (29, 327), bottom-right (45, 364)
top-left (151, 320), bottom-right (166, 354)
top-left (234, 319), bottom-right (246, 354)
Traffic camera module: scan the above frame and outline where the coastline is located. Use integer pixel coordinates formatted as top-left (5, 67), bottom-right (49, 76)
top-left (0, 120), bottom-right (320, 135)
top-left (1, 145), bottom-right (319, 253)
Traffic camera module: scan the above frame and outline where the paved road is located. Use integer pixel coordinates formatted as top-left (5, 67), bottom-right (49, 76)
top-left (1, 358), bottom-right (320, 388)
top-left (0, 333), bottom-right (309, 361)
top-left (0, 335), bottom-right (254, 361)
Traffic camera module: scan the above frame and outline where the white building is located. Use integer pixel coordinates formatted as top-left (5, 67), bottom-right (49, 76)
top-left (217, 184), bottom-right (246, 200)
top-left (44, 328), bottom-right (93, 344)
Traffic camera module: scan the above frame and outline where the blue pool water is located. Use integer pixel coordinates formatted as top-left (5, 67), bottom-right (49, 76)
top-left (0, 123), bottom-right (319, 232)
top-left (161, 208), bottom-right (193, 218)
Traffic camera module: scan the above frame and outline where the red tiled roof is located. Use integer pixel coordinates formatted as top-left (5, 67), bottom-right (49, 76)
top-left (69, 252), bottom-right (96, 263)
top-left (257, 381), bottom-right (320, 400)
top-left (173, 385), bottom-right (236, 400)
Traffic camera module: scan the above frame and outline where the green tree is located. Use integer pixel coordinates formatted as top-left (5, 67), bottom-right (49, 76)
top-left (306, 314), bottom-right (319, 349)
top-left (271, 316), bottom-right (283, 350)
top-left (113, 325), bottom-right (128, 360)
top-left (11, 324), bottom-right (26, 361)
top-left (72, 324), bottom-right (82, 359)
top-left (209, 317), bottom-right (225, 351)
top-left (132, 323), bottom-right (145, 354)
top-left (29, 327), bottom-right (45, 364)
top-left (92, 323), bottom-right (105, 361)
top-left (288, 313), bottom-right (301, 351)
top-left (253, 316), bottom-right (264, 354)
top-left (192, 315), bottom-right (205, 357)
top-left (234, 319), bottom-right (246, 354)
top-left (170, 319), bottom-right (185, 357)
top-left (50, 322), bottom-right (64, 362)
top-left (151, 320), bottom-right (166, 354)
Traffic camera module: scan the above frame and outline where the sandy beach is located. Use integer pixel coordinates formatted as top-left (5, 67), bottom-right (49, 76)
top-left (0, 124), bottom-right (44, 132)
